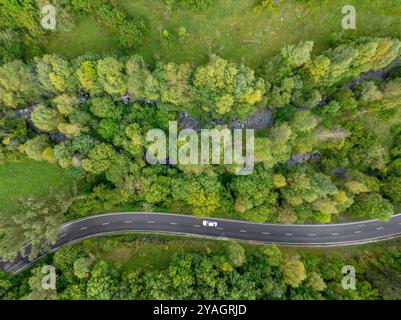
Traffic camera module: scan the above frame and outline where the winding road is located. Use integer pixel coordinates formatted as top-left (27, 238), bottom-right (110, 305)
top-left (2, 212), bottom-right (401, 274)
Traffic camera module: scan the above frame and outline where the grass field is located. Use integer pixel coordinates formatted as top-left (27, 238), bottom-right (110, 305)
top-left (46, 17), bottom-right (119, 59)
top-left (44, 0), bottom-right (401, 68)
top-left (0, 159), bottom-right (75, 213)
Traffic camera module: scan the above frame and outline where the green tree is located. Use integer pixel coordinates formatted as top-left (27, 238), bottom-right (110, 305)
top-left (291, 110), bottom-right (318, 133)
top-left (367, 38), bottom-right (401, 71)
top-left (76, 59), bottom-right (101, 94)
top-left (25, 267), bottom-right (57, 300)
top-left (143, 271), bottom-right (171, 299)
top-left (348, 193), bottom-right (394, 221)
top-left (74, 257), bottom-right (92, 279)
top-left (306, 271), bottom-right (326, 292)
top-left (304, 55), bottom-right (331, 82)
top-left (86, 261), bottom-right (119, 300)
top-left (225, 241), bottom-right (246, 268)
top-left (383, 176), bottom-right (401, 208)
top-left (96, 57), bottom-right (126, 96)
top-left (280, 254), bottom-right (306, 288)
top-left (168, 251), bottom-right (195, 297)
top-left (263, 245), bottom-right (282, 267)
top-left (0, 29), bottom-right (23, 64)
top-left (35, 54), bottom-right (76, 94)
top-left (356, 81), bottom-right (383, 106)
top-left (52, 94), bottom-right (76, 115)
top-left (172, 174), bottom-right (229, 217)
top-left (126, 55), bottom-right (159, 100)
top-left (230, 166), bottom-right (277, 223)
top-left (388, 159), bottom-right (401, 177)
top-left (22, 135), bottom-right (49, 161)
top-left (0, 192), bottom-right (73, 261)
top-left (192, 55), bottom-right (265, 119)
top-left (58, 122), bottom-right (80, 138)
top-left (291, 88), bottom-right (321, 108)
top-left (31, 104), bottom-right (62, 132)
top-left (0, 60), bottom-right (38, 109)
top-left (153, 61), bottom-right (192, 106)
top-left (90, 97), bottom-right (121, 119)
top-left (53, 245), bottom-right (83, 274)
top-left (81, 143), bottom-right (117, 175)
top-left (281, 41), bottom-right (314, 69)
top-left (280, 166), bottom-right (339, 222)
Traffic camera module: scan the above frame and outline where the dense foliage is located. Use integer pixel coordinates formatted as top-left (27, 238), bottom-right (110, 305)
top-left (1, 237), bottom-right (401, 300)
top-left (1, 37), bottom-right (401, 234)
top-left (0, 0), bottom-right (147, 56)
top-left (2, 0), bottom-right (401, 302)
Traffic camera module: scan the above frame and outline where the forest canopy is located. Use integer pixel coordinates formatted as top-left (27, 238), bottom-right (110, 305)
top-left (0, 37), bottom-right (400, 233)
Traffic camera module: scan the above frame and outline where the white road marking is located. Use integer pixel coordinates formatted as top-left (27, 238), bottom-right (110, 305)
top-left (331, 233), bottom-right (340, 236)
top-left (101, 222), bottom-right (109, 226)
top-left (169, 222), bottom-right (178, 225)
top-left (80, 227), bottom-right (88, 230)
top-left (262, 232), bottom-right (270, 235)
top-left (376, 227), bottom-right (384, 230)
top-left (354, 230), bottom-right (362, 234)
top-left (308, 234), bottom-right (317, 237)
top-left (240, 230), bottom-right (247, 233)
top-left (59, 234), bottom-right (67, 238)
top-left (193, 224), bottom-right (200, 228)
top-left (217, 227), bottom-right (223, 230)
top-left (147, 221), bottom-right (155, 224)
top-left (124, 221), bottom-right (132, 224)
top-left (285, 233), bottom-right (293, 236)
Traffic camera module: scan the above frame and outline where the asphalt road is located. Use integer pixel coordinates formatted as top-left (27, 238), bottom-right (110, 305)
top-left (2, 212), bottom-right (401, 274)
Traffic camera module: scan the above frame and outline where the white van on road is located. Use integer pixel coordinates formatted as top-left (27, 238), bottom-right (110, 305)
top-left (202, 220), bottom-right (218, 228)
